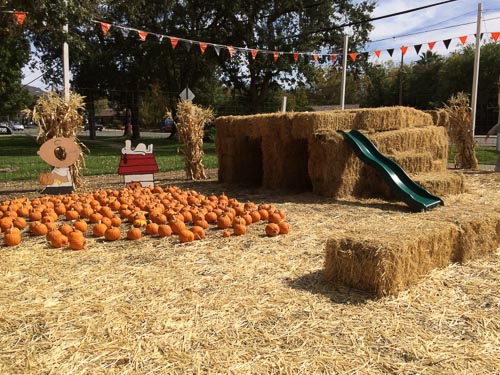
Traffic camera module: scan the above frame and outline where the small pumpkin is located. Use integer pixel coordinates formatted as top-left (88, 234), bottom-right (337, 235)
top-left (278, 220), bottom-right (290, 234)
top-left (191, 225), bottom-right (205, 240)
top-left (68, 235), bottom-right (86, 250)
top-left (265, 223), bottom-right (280, 237)
top-left (179, 229), bottom-right (195, 243)
top-left (50, 233), bottom-right (69, 249)
top-left (29, 221), bottom-right (48, 236)
top-left (3, 225), bottom-right (21, 246)
top-left (145, 222), bottom-right (159, 236)
top-left (127, 227), bottom-right (142, 240)
top-left (216, 214), bottom-right (232, 229)
top-left (104, 227), bottom-right (121, 241)
top-left (92, 222), bottom-right (108, 237)
top-left (222, 230), bottom-right (231, 238)
top-left (73, 220), bottom-right (88, 233)
top-left (233, 223), bottom-right (246, 236)
top-left (133, 218), bottom-right (148, 228)
top-left (157, 224), bottom-right (173, 237)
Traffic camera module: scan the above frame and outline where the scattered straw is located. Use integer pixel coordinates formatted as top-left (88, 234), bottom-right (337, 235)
top-left (0, 172), bottom-right (499, 374)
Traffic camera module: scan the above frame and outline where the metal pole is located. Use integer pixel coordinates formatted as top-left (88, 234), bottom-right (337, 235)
top-left (281, 96), bottom-right (287, 112)
top-left (340, 34), bottom-right (348, 110)
top-left (63, 0), bottom-right (70, 102)
top-left (399, 51), bottom-right (404, 105)
top-left (471, 2), bottom-right (482, 138)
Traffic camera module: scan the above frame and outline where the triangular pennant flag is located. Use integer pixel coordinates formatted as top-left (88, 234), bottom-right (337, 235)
top-left (170, 37), bottom-right (179, 49)
top-left (374, 50), bottom-right (381, 58)
top-left (349, 53), bottom-right (357, 62)
top-left (251, 49), bottom-right (258, 60)
top-left (184, 40), bottom-right (192, 52)
top-left (474, 33), bottom-right (484, 40)
top-left (313, 53), bottom-right (318, 62)
top-left (492, 32), bottom-right (500, 42)
top-left (414, 44), bottom-right (422, 55)
top-left (443, 39), bottom-right (451, 49)
top-left (428, 41), bottom-right (436, 51)
top-left (273, 51), bottom-right (279, 62)
top-left (213, 45), bottom-right (220, 56)
top-left (293, 53), bottom-right (299, 62)
top-left (138, 31), bottom-right (148, 42)
top-left (100, 22), bottom-right (111, 36)
top-left (13, 11), bottom-right (26, 25)
top-left (331, 54), bottom-right (337, 63)
top-left (459, 35), bottom-right (467, 45)
top-left (199, 42), bottom-right (208, 54)
top-left (158, 35), bottom-right (164, 43)
top-left (400, 46), bottom-right (408, 56)
top-left (361, 52), bottom-right (369, 60)
top-left (227, 46), bottom-right (235, 57)
top-left (387, 48), bottom-right (394, 57)
top-left (120, 28), bottom-right (130, 38)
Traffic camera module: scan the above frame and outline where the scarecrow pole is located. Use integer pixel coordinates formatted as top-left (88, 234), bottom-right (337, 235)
top-left (340, 34), bottom-right (348, 110)
top-left (471, 2), bottom-right (482, 138)
top-left (63, 0), bottom-right (70, 103)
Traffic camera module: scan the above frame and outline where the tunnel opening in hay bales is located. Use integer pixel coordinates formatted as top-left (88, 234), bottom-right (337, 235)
top-left (240, 137), bottom-right (263, 187)
top-left (282, 139), bottom-right (312, 192)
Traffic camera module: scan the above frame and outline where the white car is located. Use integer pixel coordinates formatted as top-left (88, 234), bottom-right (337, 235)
top-left (10, 122), bottom-right (24, 131)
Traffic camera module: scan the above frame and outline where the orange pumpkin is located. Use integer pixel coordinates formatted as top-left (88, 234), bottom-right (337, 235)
top-left (50, 233), bottom-right (69, 248)
top-left (216, 214), bottom-right (232, 229)
top-left (92, 222), bottom-right (108, 237)
top-left (145, 222), bottom-right (159, 236)
top-left (68, 235), bottom-right (86, 250)
top-left (222, 230), bottom-right (231, 238)
top-left (104, 227), bottom-right (121, 241)
top-left (30, 221), bottom-right (48, 236)
top-left (278, 220), bottom-right (290, 234)
top-left (191, 225), bottom-right (205, 240)
top-left (265, 223), bottom-right (280, 237)
top-left (73, 220), bottom-right (88, 233)
top-left (233, 223), bottom-right (246, 236)
top-left (127, 227), bottom-right (142, 240)
top-left (157, 224), bottom-right (173, 237)
top-left (179, 229), bottom-right (195, 243)
top-left (3, 225), bottom-right (21, 246)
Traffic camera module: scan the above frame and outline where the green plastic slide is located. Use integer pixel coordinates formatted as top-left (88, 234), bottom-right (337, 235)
top-left (339, 129), bottom-right (444, 212)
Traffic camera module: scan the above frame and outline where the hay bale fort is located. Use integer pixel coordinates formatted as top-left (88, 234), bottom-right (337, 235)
top-left (215, 106), bottom-right (500, 296)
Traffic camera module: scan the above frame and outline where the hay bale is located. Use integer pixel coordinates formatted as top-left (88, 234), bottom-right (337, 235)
top-left (291, 110), bottom-right (358, 139)
top-left (426, 109), bottom-right (450, 127)
top-left (413, 171), bottom-right (467, 197)
top-left (324, 210), bottom-right (500, 297)
top-left (353, 106), bottom-right (434, 132)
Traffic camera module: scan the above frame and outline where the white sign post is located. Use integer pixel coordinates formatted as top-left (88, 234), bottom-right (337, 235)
top-left (179, 87), bottom-right (195, 101)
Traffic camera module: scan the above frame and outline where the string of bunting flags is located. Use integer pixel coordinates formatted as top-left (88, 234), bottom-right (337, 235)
top-left (1, 10), bottom-right (27, 25)
top-left (95, 19), bottom-right (500, 64)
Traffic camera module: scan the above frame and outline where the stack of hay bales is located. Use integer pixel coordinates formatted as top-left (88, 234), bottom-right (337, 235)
top-left (216, 106), bottom-right (465, 198)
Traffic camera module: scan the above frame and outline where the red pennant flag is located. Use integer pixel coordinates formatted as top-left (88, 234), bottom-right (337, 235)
top-left (400, 46), bottom-right (408, 56)
top-left (251, 49), bottom-right (258, 60)
top-left (138, 31), bottom-right (148, 42)
top-left (227, 46), bottom-right (235, 57)
top-left (100, 22), bottom-right (111, 36)
top-left (428, 41), bottom-right (436, 51)
top-left (13, 11), bottom-right (26, 25)
top-left (293, 53), bottom-right (299, 62)
top-left (349, 53), bottom-right (357, 62)
top-left (273, 52), bottom-right (279, 62)
top-left (491, 32), bottom-right (500, 42)
top-left (459, 35), bottom-right (468, 45)
top-left (199, 42), bottom-right (208, 54)
top-left (313, 54), bottom-right (318, 62)
top-left (170, 37), bottom-right (179, 49)
top-left (331, 54), bottom-right (337, 63)
top-left (374, 50), bottom-right (381, 58)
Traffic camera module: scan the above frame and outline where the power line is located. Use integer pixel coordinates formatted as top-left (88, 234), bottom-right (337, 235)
top-left (368, 16), bottom-right (500, 44)
top-left (287, 0), bottom-right (459, 38)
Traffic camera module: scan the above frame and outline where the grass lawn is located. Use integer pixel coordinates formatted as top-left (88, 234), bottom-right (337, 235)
top-left (0, 135), bottom-right (217, 181)
top-left (1, 135), bottom-right (498, 181)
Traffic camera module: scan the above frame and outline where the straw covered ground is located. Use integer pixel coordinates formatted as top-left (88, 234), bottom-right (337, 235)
top-left (1, 170), bottom-right (500, 374)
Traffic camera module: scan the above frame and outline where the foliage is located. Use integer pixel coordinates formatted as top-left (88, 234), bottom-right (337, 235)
top-left (0, 11), bottom-right (32, 118)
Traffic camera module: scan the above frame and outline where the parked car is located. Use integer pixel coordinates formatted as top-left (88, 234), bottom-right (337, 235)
top-left (84, 123), bottom-right (104, 131)
top-left (159, 118), bottom-right (174, 133)
top-left (0, 123), bottom-right (12, 135)
top-left (10, 122), bottom-right (24, 131)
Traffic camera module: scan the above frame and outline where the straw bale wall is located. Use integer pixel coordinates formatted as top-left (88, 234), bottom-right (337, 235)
top-left (216, 106), bottom-right (464, 197)
top-left (324, 210), bottom-right (500, 297)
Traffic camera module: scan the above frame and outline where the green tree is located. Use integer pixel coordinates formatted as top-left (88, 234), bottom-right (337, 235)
top-left (405, 51), bottom-right (444, 109)
top-left (0, 11), bottom-right (32, 118)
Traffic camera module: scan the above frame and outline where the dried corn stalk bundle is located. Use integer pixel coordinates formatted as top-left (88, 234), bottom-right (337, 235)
top-left (175, 100), bottom-right (214, 180)
top-left (443, 92), bottom-right (478, 169)
top-left (26, 91), bottom-right (87, 189)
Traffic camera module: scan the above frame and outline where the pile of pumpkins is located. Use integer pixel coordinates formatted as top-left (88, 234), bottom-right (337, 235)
top-left (0, 185), bottom-right (290, 250)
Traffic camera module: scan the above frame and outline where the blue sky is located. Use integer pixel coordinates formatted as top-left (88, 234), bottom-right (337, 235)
top-left (22, 0), bottom-right (500, 88)
top-left (363, 0), bottom-right (500, 62)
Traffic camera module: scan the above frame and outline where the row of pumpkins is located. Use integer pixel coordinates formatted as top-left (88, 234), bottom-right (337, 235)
top-left (0, 185), bottom-right (290, 250)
